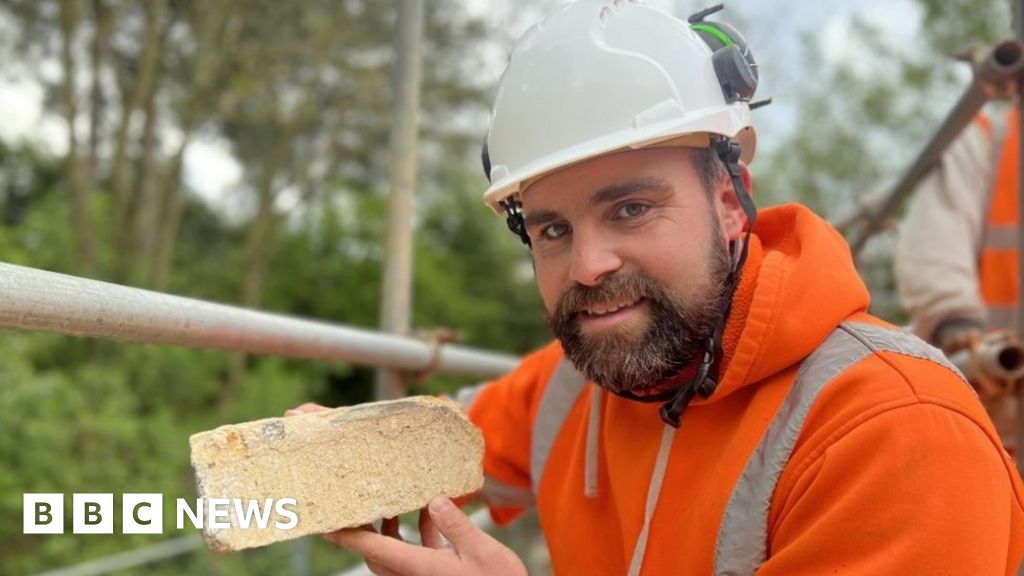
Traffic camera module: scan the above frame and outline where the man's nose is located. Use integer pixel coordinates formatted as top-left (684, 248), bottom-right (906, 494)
top-left (569, 228), bottom-right (623, 287)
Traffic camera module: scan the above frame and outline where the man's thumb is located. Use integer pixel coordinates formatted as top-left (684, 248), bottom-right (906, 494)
top-left (427, 496), bottom-right (481, 549)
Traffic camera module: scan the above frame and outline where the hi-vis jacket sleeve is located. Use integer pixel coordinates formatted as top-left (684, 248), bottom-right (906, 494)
top-left (894, 119), bottom-right (996, 342)
top-left (465, 342), bottom-right (561, 525)
top-left (758, 402), bottom-right (1024, 575)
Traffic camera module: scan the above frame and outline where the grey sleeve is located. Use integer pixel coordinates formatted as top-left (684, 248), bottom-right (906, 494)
top-left (894, 119), bottom-right (997, 343)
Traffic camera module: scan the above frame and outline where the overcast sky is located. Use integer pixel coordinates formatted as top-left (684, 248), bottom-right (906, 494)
top-left (0, 0), bottom-right (930, 209)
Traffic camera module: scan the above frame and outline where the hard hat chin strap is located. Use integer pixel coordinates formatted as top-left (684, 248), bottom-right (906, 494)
top-left (613, 137), bottom-right (756, 428)
top-left (499, 198), bottom-right (532, 247)
top-left (713, 136), bottom-right (758, 233)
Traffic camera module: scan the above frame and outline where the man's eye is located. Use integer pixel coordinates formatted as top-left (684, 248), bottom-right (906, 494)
top-left (616, 202), bottom-right (649, 219)
top-left (541, 222), bottom-right (570, 240)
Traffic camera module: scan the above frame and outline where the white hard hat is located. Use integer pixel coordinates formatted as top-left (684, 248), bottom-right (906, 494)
top-left (483, 0), bottom-right (757, 213)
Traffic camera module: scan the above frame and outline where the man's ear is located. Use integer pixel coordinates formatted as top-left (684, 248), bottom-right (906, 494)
top-left (716, 161), bottom-right (752, 241)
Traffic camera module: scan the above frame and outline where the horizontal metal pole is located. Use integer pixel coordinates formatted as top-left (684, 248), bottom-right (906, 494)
top-left (29, 509), bottom-right (496, 576)
top-left (0, 262), bottom-right (520, 378)
top-left (31, 535), bottom-right (203, 576)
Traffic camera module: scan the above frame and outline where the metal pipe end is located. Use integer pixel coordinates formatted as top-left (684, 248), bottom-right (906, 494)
top-left (993, 40), bottom-right (1024, 69)
top-left (979, 39), bottom-right (1024, 85)
top-left (995, 343), bottom-right (1024, 381)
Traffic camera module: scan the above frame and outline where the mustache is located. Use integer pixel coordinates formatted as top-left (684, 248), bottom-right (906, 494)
top-left (552, 272), bottom-right (670, 319)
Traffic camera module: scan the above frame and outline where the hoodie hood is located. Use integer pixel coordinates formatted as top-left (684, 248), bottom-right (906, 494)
top-left (695, 203), bottom-right (871, 404)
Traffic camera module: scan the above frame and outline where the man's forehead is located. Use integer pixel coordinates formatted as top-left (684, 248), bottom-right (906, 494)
top-left (521, 147), bottom-right (694, 209)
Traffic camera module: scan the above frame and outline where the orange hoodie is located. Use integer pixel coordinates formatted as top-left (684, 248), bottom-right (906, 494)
top-left (468, 204), bottom-right (1024, 575)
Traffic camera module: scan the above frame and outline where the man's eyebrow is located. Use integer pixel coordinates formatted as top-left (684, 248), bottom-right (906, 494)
top-left (523, 209), bottom-right (561, 231)
top-left (522, 178), bottom-right (671, 230)
top-left (589, 178), bottom-right (671, 207)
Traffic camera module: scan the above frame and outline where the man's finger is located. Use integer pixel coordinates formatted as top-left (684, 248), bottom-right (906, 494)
top-left (326, 529), bottom-right (442, 576)
top-left (284, 402), bottom-right (329, 417)
top-left (418, 507), bottom-right (444, 549)
top-left (426, 496), bottom-right (484, 551)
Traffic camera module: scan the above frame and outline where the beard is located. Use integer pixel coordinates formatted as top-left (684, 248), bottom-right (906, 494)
top-left (546, 236), bottom-right (732, 395)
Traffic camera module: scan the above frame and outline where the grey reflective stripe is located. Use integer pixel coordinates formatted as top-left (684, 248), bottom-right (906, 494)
top-left (839, 322), bottom-right (960, 374)
top-left (454, 381), bottom-right (490, 409)
top-left (987, 304), bottom-right (1018, 333)
top-left (982, 223), bottom-right (1019, 250)
top-left (483, 475), bottom-right (536, 508)
top-left (532, 359), bottom-right (588, 493)
top-left (628, 424), bottom-right (676, 576)
top-left (713, 322), bottom-right (964, 576)
top-left (456, 381), bottom-right (537, 509)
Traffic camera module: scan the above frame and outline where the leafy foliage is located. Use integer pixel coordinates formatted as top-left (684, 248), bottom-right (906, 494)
top-left (0, 0), bottom-right (548, 572)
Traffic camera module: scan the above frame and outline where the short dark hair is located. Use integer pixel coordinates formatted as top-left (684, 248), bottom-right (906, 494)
top-left (691, 146), bottom-right (726, 198)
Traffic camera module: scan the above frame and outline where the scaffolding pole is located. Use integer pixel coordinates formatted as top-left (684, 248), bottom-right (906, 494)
top-left (31, 536), bottom-right (203, 576)
top-left (1016, 0), bottom-right (1024, 476)
top-left (844, 39), bottom-right (1024, 255)
top-left (0, 261), bottom-right (519, 378)
top-left (29, 509), bottom-right (494, 576)
top-left (377, 0), bottom-right (425, 400)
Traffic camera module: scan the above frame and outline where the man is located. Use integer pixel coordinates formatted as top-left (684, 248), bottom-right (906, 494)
top-left (895, 104), bottom-right (1021, 456)
top-left (311, 1), bottom-right (1024, 573)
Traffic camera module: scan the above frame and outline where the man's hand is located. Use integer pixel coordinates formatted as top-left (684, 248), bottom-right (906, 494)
top-left (325, 496), bottom-right (527, 576)
top-left (934, 318), bottom-right (985, 355)
top-left (284, 402), bottom-right (330, 416)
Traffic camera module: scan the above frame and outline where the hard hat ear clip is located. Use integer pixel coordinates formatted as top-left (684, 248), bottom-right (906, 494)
top-left (713, 44), bottom-right (758, 102)
top-left (688, 4), bottom-right (758, 103)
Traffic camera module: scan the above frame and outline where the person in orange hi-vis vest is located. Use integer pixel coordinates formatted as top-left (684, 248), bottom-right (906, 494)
top-left (896, 103), bottom-right (1021, 458)
top-left (299, 2), bottom-right (1024, 574)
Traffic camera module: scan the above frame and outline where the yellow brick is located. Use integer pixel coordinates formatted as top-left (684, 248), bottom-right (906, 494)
top-left (189, 396), bottom-right (483, 551)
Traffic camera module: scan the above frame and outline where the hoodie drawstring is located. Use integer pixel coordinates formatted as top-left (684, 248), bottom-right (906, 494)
top-left (585, 384), bottom-right (603, 498)
top-left (627, 423), bottom-right (677, 576)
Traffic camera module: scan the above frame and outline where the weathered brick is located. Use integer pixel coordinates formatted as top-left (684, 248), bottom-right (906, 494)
top-left (189, 396), bottom-right (483, 551)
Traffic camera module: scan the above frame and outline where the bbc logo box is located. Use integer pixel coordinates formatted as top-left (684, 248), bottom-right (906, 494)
top-left (23, 493), bottom-right (163, 535)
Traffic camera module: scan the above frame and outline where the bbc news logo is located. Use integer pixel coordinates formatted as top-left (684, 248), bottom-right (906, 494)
top-left (24, 494), bottom-right (298, 534)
